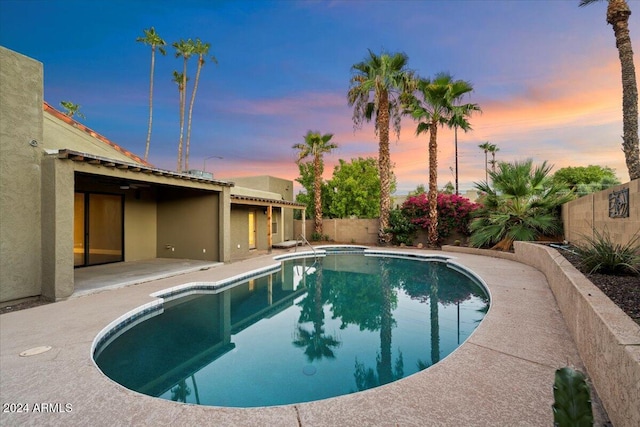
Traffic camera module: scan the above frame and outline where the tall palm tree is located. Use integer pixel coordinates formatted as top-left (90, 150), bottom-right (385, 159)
top-left (488, 143), bottom-right (499, 173)
top-left (185, 38), bottom-right (217, 171)
top-left (478, 141), bottom-right (492, 182)
top-left (173, 39), bottom-right (195, 172)
top-left (449, 103), bottom-right (481, 195)
top-left (136, 27), bottom-right (166, 162)
top-left (580, 0), bottom-right (639, 180)
top-left (405, 73), bottom-right (477, 247)
top-left (172, 70), bottom-right (188, 171)
top-left (60, 101), bottom-right (85, 119)
top-left (348, 49), bottom-right (414, 243)
top-left (293, 131), bottom-right (338, 235)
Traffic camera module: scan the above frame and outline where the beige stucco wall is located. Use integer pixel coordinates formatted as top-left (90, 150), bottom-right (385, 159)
top-left (295, 218), bottom-right (379, 244)
top-left (43, 114), bottom-right (142, 163)
top-left (230, 176), bottom-right (296, 241)
top-left (157, 189), bottom-right (220, 261)
top-left (562, 179), bottom-right (639, 246)
top-left (124, 191), bottom-right (157, 261)
top-left (0, 47), bottom-right (44, 303)
top-left (230, 205), bottom-right (288, 259)
top-left (40, 157), bottom-right (75, 300)
top-left (230, 207), bottom-right (251, 258)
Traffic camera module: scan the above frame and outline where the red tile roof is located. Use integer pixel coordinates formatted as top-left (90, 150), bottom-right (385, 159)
top-left (43, 101), bottom-right (152, 167)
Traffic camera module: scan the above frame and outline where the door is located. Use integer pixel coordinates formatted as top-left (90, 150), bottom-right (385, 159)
top-left (248, 210), bottom-right (257, 250)
top-left (74, 192), bottom-right (124, 267)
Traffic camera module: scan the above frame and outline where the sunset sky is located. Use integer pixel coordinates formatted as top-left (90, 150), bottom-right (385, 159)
top-left (1, 0), bottom-right (637, 194)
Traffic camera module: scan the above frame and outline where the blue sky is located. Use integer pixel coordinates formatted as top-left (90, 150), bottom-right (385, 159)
top-left (1, 0), bottom-right (637, 193)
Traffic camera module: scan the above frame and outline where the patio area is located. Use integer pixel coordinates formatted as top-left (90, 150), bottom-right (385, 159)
top-left (0, 248), bottom-right (609, 426)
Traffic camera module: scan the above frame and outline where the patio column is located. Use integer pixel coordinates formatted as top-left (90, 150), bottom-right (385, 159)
top-left (267, 204), bottom-right (272, 253)
top-left (302, 208), bottom-right (306, 239)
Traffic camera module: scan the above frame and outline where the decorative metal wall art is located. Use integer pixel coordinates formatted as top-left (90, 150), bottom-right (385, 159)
top-left (609, 188), bottom-right (629, 218)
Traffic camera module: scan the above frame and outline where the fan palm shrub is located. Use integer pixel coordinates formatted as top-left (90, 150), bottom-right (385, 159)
top-left (470, 159), bottom-right (575, 251)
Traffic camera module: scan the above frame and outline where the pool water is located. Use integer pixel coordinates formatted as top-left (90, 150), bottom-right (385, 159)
top-left (94, 253), bottom-right (489, 407)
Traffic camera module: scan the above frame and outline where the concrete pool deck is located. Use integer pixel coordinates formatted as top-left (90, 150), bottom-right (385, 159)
top-left (0, 249), bottom-right (608, 426)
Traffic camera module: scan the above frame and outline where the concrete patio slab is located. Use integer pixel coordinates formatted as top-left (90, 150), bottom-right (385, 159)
top-left (0, 249), bottom-right (608, 426)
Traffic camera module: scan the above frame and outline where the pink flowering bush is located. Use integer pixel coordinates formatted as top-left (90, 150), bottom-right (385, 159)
top-left (402, 193), bottom-right (480, 241)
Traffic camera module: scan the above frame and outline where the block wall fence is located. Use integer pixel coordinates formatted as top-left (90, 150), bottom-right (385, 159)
top-left (562, 179), bottom-right (639, 246)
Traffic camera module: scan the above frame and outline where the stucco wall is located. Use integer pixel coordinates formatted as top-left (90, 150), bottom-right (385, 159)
top-left (295, 218), bottom-right (379, 244)
top-left (230, 207), bottom-right (251, 258)
top-left (41, 157), bottom-right (75, 300)
top-left (0, 47), bottom-right (44, 302)
top-left (157, 190), bottom-right (220, 261)
top-left (43, 114), bottom-right (142, 163)
top-left (231, 176), bottom-right (296, 242)
top-left (562, 179), bottom-right (639, 246)
top-left (124, 191), bottom-right (157, 262)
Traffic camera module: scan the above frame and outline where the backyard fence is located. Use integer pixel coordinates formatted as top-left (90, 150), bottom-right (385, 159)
top-left (562, 179), bottom-right (639, 247)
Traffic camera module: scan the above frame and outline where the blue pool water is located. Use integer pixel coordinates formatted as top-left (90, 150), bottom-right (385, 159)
top-left (93, 252), bottom-right (489, 407)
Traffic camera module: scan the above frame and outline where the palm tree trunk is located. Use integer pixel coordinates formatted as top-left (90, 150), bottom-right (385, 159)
top-left (313, 155), bottom-right (323, 235)
top-left (608, 0), bottom-right (640, 180)
top-left (378, 89), bottom-right (391, 243)
top-left (484, 150), bottom-right (488, 182)
top-left (428, 122), bottom-right (439, 247)
top-left (144, 46), bottom-right (155, 162)
top-left (177, 61), bottom-right (187, 172)
top-left (185, 56), bottom-right (203, 172)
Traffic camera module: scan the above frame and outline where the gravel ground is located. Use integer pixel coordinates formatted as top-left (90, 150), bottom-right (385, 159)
top-left (559, 249), bottom-right (640, 325)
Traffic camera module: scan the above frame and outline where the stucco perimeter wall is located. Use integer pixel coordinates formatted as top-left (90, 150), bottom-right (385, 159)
top-left (562, 179), bottom-right (639, 247)
top-left (512, 241), bottom-right (640, 427)
top-left (0, 47), bottom-right (44, 303)
top-left (294, 218), bottom-right (379, 244)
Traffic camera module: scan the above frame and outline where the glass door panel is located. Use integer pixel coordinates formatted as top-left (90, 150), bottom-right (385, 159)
top-left (74, 193), bottom-right (86, 267)
top-left (87, 194), bottom-right (123, 265)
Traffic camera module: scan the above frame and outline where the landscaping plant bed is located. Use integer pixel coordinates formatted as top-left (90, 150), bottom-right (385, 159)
top-left (558, 248), bottom-right (640, 325)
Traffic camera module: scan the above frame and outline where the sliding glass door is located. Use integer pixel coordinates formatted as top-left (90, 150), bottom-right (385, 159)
top-left (74, 192), bottom-right (124, 267)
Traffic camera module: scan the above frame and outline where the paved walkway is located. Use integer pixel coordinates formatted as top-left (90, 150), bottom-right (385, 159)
top-left (0, 249), bottom-right (606, 426)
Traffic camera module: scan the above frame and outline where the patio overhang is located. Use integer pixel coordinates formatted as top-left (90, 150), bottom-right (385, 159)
top-left (55, 149), bottom-right (235, 188)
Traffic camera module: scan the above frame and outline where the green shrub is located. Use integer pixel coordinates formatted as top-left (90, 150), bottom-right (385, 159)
top-left (386, 208), bottom-right (417, 245)
top-left (575, 229), bottom-right (640, 275)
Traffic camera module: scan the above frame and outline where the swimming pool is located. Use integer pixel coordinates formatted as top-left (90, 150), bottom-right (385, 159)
top-left (92, 249), bottom-right (489, 407)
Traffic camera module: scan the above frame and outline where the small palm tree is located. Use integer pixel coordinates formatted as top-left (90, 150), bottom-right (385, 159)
top-left (488, 143), bottom-right (499, 173)
top-left (449, 102), bottom-right (481, 195)
top-left (348, 49), bottom-right (414, 243)
top-left (404, 73), bottom-right (478, 246)
top-left (293, 131), bottom-right (338, 235)
top-left (136, 27), bottom-right (167, 162)
top-left (580, 0), bottom-right (639, 180)
top-left (173, 39), bottom-right (195, 172)
top-left (185, 38), bottom-right (217, 171)
top-left (478, 142), bottom-right (492, 183)
top-left (470, 159), bottom-right (575, 251)
top-left (60, 101), bottom-right (85, 119)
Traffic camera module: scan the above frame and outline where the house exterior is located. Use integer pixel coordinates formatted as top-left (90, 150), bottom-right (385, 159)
top-left (0, 46), bottom-right (304, 304)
